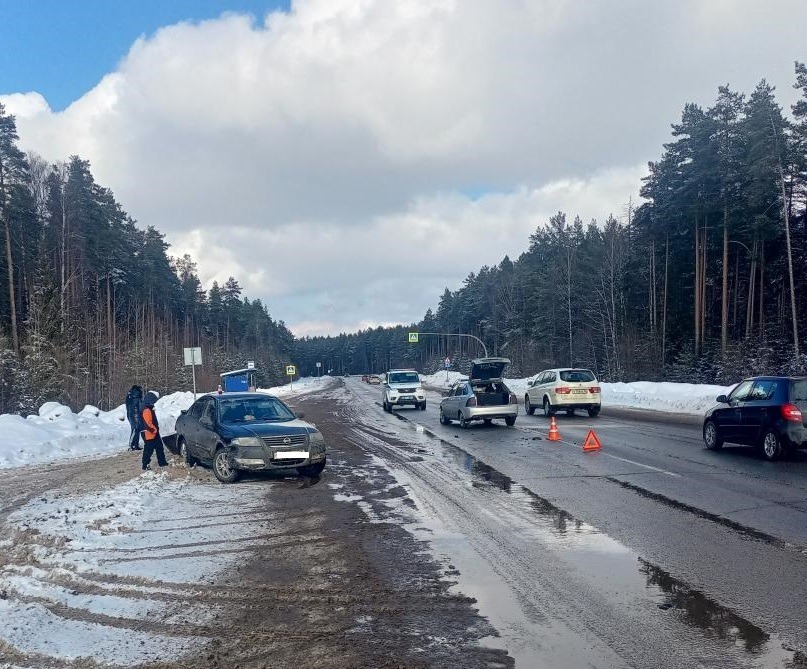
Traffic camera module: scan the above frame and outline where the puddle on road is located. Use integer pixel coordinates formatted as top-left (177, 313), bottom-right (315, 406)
top-left (422, 434), bottom-right (803, 667)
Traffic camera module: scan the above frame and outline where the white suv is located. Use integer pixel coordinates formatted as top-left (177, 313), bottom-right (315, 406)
top-left (525, 368), bottom-right (601, 417)
top-left (382, 370), bottom-right (426, 412)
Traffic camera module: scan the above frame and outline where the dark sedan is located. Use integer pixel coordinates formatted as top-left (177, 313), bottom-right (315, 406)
top-left (702, 376), bottom-right (807, 461)
top-left (175, 392), bottom-right (327, 483)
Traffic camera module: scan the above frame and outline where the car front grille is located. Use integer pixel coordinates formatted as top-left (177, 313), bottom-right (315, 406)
top-left (397, 388), bottom-right (417, 393)
top-left (262, 434), bottom-right (308, 448)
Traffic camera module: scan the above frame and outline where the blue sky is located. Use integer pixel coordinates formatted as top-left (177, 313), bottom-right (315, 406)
top-left (1, 0), bottom-right (289, 111)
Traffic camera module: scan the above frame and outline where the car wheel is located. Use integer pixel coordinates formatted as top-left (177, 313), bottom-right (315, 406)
top-left (178, 437), bottom-right (196, 466)
top-left (439, 407), bottom-right (451, 425)
top-left (505, 416), bottom-right (516, 427)
top-left (213, 448), bottom-right (241, 483)
top-left (383, 400), bottom-right (390, 413)
top-left (525, 395), bottom-right (535, 415)
top-left (703, 420), bottom-right (723, 450)
top-left (761, 430), bottom-right (785, 461)
top-left (420, 401), bottom-right (427, 411)
top-left (300, 458), bottom-right (326, 477)
top-left (459, 413), bottom-right (469, 429)
top-left (566, 409), bottom-right (575, 416)
top-left (483, 418), bottom-right (492, 425)
top-left (588, 406), bottom-right (601, 418)
top-left (543, 398), bottom-right (554, 417)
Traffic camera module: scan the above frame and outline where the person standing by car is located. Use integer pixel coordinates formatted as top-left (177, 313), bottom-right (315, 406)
top-left (125, 385), bottom-right (144, 450)
top-left (140, 391), bottom-right (167, 471)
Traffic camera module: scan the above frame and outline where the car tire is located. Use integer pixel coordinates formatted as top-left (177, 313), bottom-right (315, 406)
top-left (483, 418), bottom-right (492, 425)
top-left (459, 413), bottom-right (469, 429)
top-left (588, 406), bottom-right (600, 418)
top-left (383, 400), bottom-right (391, 413)
top-left (525, 395), bottom-right (535, 415)
top-left (178, 437), bottom-right (196, 466)
top-left (505, 416), bottom-right (516, 427)
top-left (543, 398), bottom-right (554, 417)
top-left (213, 448), bottom-right (241, 483)
top-left (703, 420), bottom-right (723, 450)
top-left (440, 407), bottom-right (451, 425)
top-left (300, 458), bottom-right (326, 477)
top-left (420, 401), bottom-right (426, 411)
top-left (566, 409), bottom-right (575, 416)
top-left (761, 430), bottom-right (785, 461)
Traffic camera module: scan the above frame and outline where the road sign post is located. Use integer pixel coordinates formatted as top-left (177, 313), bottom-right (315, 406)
top-left (316, 361), bottom-right (322, 377)
top-left (183, 347), bottom-right (202, 399)
top-left (286, 364), bottom-right (297, 391)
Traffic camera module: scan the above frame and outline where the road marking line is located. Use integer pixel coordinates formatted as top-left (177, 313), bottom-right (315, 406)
top-left (602, 453), bottom-right (681, 477)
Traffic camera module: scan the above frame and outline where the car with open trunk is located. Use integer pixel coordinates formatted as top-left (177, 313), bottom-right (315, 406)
top-left (439, 357), bottom-right (518, 428)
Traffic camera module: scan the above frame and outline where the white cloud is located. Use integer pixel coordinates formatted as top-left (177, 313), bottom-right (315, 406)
top-left (3, 0), bottom-right (807, 335)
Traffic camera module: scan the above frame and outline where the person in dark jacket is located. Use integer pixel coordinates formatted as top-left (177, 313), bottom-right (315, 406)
top-left (125, 385), bottom-right (144, 450)
top-left (140, 391), bottom-right (167, 471)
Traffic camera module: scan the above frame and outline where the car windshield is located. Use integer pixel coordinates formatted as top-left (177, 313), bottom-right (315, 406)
top-left (559, 370), bottom-right (596, 383)
top-left (389, 372), bottom-right (419, 384)
top-left (218, 397), bottom-right (295, 424)
top-left (791, 380), bottom-right (807, 402)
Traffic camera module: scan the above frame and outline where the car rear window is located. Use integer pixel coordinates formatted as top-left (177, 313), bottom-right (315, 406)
top-left (559, 370), bottom-right (596, 383)
top-left (790, 380), bottom-right (807, 402)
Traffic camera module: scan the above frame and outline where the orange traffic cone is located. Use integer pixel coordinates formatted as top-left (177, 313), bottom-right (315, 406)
top-left (583, 430), bottom-right (602, 452)
top-left (547, 416), bottom-right (561, 441)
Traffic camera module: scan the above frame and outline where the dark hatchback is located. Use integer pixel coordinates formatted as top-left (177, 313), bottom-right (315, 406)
top-left (175, 392), bottom-right (326, 483)
top-left (702, 376), bottom-right (807, 460)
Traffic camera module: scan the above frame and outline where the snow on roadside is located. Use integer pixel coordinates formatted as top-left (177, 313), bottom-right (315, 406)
top-left (259, 374), bottom-right (333, 398)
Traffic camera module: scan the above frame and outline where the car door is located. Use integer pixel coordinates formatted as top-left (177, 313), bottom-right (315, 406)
top-left (528, 372), bottom-right (545, 404)
top-left (182, 398), bottom-right (206, 457)
top-left (544, 372), bottom-right (557, 403)
top-left (716, 379), bottom-right (754, 441)
top-left (445, 383), bottom-right (461, 416)
top-left (741, 379), bottom-right (780, 445)
top-left (198, 399), bottom-right (220, 462)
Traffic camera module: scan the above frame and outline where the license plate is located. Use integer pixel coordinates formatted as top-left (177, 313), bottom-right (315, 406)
top-left (274, 451), bottom-right (309, 460)
top-left (572, 389), bottom-right (587, 394)
top-left (401, 395), bottom-right (414, 400)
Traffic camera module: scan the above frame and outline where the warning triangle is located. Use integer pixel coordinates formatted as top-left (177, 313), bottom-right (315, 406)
top-left (582, 430), bottom-right (602, 452)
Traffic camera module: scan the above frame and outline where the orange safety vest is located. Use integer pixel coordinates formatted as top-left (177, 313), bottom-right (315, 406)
top-left (141, 406), bottom-right (158, 440)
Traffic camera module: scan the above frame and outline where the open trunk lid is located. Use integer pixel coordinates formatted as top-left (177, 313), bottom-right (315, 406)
top-left (470, 358), bottom-right (510, 383)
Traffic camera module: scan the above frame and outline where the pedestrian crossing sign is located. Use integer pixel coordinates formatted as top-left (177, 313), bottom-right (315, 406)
top-left (408, 332), bottom-right (419, 343)
top-left (286, 365), bottom-right (296, 376)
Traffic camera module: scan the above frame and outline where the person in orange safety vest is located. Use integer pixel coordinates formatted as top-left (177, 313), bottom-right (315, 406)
top-left (140, 391), bottom-right (167, 471)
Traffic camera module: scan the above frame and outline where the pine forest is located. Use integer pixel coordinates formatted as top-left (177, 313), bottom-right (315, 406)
top-left (293, 67), bottom-right (807, 385)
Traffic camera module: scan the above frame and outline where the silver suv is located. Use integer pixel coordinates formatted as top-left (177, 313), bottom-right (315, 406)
top-left (382, 370), bottom-right (426, 412)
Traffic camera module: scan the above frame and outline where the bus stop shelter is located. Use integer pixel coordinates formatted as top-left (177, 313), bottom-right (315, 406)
top-left (220, 368), bottom-right (258, 392)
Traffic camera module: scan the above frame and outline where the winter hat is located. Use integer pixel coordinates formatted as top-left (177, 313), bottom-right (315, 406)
top-left (144, 391), bottom-right (159, 406)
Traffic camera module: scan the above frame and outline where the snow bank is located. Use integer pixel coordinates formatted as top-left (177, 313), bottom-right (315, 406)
top-left (259, 375), bottom-right (333, 398)
top-left (0, 392), bottom-right (195, 470)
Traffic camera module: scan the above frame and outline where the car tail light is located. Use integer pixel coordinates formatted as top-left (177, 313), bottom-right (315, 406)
top-left (555, 387), bottom-right (571, 395)
top-left (589, 386), bottom-right (601, 394)
top-left (781, 403), bottom-right (803, 422)
top-left (466, 397), bottom-right (478, 407)
top-left (509, 393), bottom-right (517, 404)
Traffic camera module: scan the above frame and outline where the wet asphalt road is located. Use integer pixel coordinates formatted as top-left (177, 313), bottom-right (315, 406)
top-left (345, 378), bottom-right (807, 667)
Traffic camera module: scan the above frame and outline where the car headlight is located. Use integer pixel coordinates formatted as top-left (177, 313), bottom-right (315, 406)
top-left (231, 436), bottom-right (263, 448)
top-left (309, 430), bottom-right (326, 454)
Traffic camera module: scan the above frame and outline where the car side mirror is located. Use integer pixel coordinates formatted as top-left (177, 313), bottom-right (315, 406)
top-left (716, 394), bottom-right (728, 403)
top-left (180, 409), bottom-right (187, 415)
top-left (295, 412), bottom-right (305, 420)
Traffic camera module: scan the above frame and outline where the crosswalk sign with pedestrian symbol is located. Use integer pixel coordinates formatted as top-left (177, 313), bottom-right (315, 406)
top-left (286, 365), bottom-right (296, 376)
top-left (408, 332), bottom-right (419, 343)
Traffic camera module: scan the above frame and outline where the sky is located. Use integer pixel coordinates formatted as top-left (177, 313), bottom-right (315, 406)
top-left (2, 0), bottom-right (807, 338)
